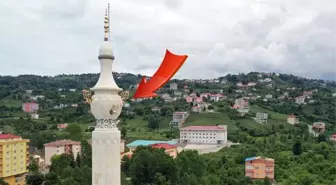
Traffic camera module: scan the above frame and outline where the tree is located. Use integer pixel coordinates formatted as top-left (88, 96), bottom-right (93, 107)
top-left (64, 123), bottom-right (83, 141)
top-left (76, 152), bottom-right (82, 167)
top-left (292, 138), bottom-right (303, 155)
top-left (0, 178), bottom-right (9, 185)
top-left (81, 140), bottom-right (92, 167)
top-left (121, 127), bottom-right (127, 138)
top-left (26, 173), bottom-right (45, 185)
top-left (44, 172), bottom-right (60, 185)
top-left (27, 157), bottom-right (39, 173)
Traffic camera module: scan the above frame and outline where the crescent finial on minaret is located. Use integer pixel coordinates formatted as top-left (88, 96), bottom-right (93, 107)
top-left (104, 3), bottom-right (110, 41)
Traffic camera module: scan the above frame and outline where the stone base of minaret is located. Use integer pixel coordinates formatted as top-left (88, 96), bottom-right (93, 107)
top-left (92, 130), bottom-right (121, 185)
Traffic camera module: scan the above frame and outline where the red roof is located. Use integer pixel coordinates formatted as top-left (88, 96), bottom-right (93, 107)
top-left (150, 143), bottom-right (177, 150)
top-left (44, 140), bottom-right (80, 147)
top-left (0, 134), bottom-right (21, 139)
top-left (181, 126), bottom-right (225, 131)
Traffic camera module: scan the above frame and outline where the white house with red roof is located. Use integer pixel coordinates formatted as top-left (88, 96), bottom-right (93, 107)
top-left (209, 93), bottom-right (225, 102)
top-left (180, 125), bottom-right (227, 145)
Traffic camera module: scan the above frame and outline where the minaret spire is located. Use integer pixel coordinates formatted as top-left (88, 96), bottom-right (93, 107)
top-left (103, 3), bottom-right (110, 42)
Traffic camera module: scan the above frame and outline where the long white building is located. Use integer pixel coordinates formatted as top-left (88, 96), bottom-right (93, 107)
top-left (180, 125), bottom-right (227, 145)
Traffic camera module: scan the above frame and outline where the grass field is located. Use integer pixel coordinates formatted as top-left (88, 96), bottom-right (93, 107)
top-left (0, 98), bottom-right (23, 108)
top-left (184, 112), bottom-right (239, 133)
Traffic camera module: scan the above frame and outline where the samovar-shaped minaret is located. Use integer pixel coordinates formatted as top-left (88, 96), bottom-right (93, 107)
top-left (91, 4), bottom-right (122, 185)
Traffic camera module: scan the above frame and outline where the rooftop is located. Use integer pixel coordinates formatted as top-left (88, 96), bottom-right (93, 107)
top-left (149, 143), bottom-right (177, 150)
top-left (180, 125), bottom-right (226, 131)
top-left (245, 156), bottom-right (274, 162)
top-left (126, 140), bottom-right (177, 148)
top-left (0, 134), bottom-right (21, 140)
top-left (44, 140), bottom-right (80, 147)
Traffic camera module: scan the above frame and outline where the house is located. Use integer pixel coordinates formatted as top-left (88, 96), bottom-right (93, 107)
top-left (22, 102), bottom-right (39, 113)
top-left (149, 143), bottom-right (178, 158)
top-left (255, 112), bottom-right (268, 124)
top-left (174, 91), bottom-right (182, 97)
top-left (303, 91), bottom-right (313, 97)
top-left (295, 96), bottom-right (306, 104)
top-left (180, 125), bottom-right (227, 145)
top-left (30, 95), bottom-right (45, 101)
top-left (60, 95), bottom-right (66, 98)
top-left (69, 89), bottom-right (76, 92)
top-left (232, 98), bottom-right (250, 115)
top-left (330, 134), bottom-right (336, 141)
top-left (237, 82), bottom-right (257, 88)
top-left (171, 112), bottom-right (189, 128)
top-left (31, 113), bottom-right (39, 119)
top-left (313, 122), bottom-right (326, 133)
top-left (26, 90), bottom-right (33, 94)
top-left (44, 140), bottom-right (81, 166)
top-left (287, 114), bottom-right (299, 125)
top-left (185, 96), bottom-right (193, 103)
top-left (191, 105), bottom-right (202, 113)
top-left (33, 155), bottom-right (45, 172)
top-left (265, 94), bottom-right (272, 99)
top-left (123, 102), bottom-right (130, 108)
top-left (57, 123), bottom-right (68, 130)
top-left (245, 156), bottom-right (274, 180)
top-left (151, 106), bottom-right (161, 112)
top-left (209, 94), bottom-right (224, 102)
top-left (126, 140), bottom-right (177, 151)
top-left (170, 83), bottom-right (178, 90)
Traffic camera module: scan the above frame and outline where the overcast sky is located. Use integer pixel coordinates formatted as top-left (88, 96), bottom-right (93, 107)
top-left (0, 0), bottom-right (335, 80)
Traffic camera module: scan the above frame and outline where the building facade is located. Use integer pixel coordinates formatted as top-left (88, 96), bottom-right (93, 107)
top-left (180, 125), bottom-right (227, 145)
top-left (171, 112), bottom-right (189, 128)
top-left (170, 83), bottom-right (178, 90)
top-left (313, 122), bottom-right (326, 133)
top-left (44, 140), bottom-right (81, 166)
top-left (245, 156), bottom-right (274, 180)
top-left (287, 114), bottom-right (299, 125)
top-left (22, 102), bottom-right (39, 113)
top-left (0, 134), bottom-right (29, 185)
top-left (255, 112), bottom-right (268, 124)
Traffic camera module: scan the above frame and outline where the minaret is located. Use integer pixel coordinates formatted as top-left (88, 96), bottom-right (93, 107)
top-left (90, 4), bottom-right (122, 185)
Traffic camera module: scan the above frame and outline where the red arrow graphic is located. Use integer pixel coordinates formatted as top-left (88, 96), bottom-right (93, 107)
top-left (133, 49), bottom-right (188, 99)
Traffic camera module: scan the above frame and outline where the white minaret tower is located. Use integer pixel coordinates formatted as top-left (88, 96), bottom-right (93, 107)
top-left (91, 4), bottom-right (122, 185)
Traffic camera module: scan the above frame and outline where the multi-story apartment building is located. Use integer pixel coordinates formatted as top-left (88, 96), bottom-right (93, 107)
top-left (255, 112), bottom-right (268, 124)
top-left (287, 114), bottom-right (299, 125)
top-left (44, 140), bottom-right (81, 166)
top-left (180, 125), bottom-right (227, 145)
top-left (0, 134), bottom-right (29, 185)
top-left (22, 102), bottom-right (39, 113)
top-left (245, 156), bottom-right (274, 180)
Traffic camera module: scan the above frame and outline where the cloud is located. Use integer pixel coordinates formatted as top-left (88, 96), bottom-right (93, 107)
top-left (0, 0), bottom-right (335, 80)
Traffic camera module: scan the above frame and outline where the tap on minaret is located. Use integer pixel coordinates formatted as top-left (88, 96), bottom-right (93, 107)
top-left (90, 4), bottom-right (122, 185)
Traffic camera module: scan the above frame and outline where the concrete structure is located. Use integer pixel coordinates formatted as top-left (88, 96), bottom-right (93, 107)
top-left (233, 98), bottom-right (250, 115)
top-left (0, 134), bottom-right (29, 185)
top-left (22, 102), bottom-right (39, 113)
top-left (88, 139), bottom-right (125, 153)
top-left (245, 156), bottom-right (274, 180)
top-left (44, 140), bottom-right (81, 166)
top-left (255, 112), bottom-right (268, 124)
top-left (330, 134), bottom-right (336, 141)
top-left (89, 6), bottom-right (124, 184)
top-left (287, 114), bottom-right (299, 125)
top-left (180, 125), bottom-right (227, 145)
top-left (170, 83), bottom-right (178, 90)
top-left (171, 112), bottom-right (189, 128)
